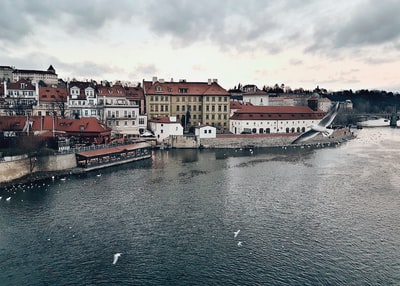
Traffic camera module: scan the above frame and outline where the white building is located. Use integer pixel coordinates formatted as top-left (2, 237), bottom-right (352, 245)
top-left (1, 79), bottom-right (39, 116)
top-left (148, 116), bottom-right (184, 143)
top-left (12, 65), bottom-right (58, 86)
top-left (230, 105), bottom-right (325, 135)
top-left (98, 84), bottom-right (146, 137)
top-left (242, 89), bottom-right (269, 106)
top-left (194, 125), bottom-right (216, 138)
top-left (68, 81), bottom-right (99, 119)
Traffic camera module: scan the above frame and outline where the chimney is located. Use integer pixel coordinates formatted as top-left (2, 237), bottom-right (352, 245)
top-left (35, 81), bottom-right (39, 100)
top-left (213, 78), bottom-right (218, 83)
top-left (152, 76), bottom-right (158, 84)
top-left (208, 79), bottom-right (212, 85)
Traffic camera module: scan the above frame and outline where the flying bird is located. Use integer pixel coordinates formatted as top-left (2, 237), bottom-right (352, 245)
top-left (113, 253), bottom-right (122, 265)
top-left (6, 197), bottom-right (11, 202)
top-left (234, 230), bottom-right (240, 238)
top-left (237, 241), bottom-right (243, 247)
top-left (292, 102), bottom-right (340, 144)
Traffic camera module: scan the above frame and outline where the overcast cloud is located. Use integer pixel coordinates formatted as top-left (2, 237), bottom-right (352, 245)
top-left (1, 0), bottom-right (400, 91)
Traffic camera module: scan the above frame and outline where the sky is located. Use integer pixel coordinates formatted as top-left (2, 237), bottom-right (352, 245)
top-left (1, 0), bottom-right (400, 92)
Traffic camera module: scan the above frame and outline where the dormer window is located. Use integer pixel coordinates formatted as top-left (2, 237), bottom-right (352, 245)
top-left (156, 86), bottom-right (162, 92)
top-left (179, 88), bottom-right (188, 93)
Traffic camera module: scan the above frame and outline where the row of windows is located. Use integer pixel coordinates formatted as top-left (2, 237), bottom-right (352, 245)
top-left (108, 120), bottom-right (137, 126)
top-left (246, 127), bottom-right (307, 134)
top-left (107, 110), bottom-right (136, 118)
top-left (149, 104), bottom-right (228, 113)
top-left (150, 96), bottom-right (229, 102)
top-left (7, 91), bottom-right (34, 96)
top-left (234, 120), bottom-right (317, 126)
top-left (174, 113), bottom-right (228, 121)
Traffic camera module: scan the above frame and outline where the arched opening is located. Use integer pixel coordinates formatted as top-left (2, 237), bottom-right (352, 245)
top-left (297, 127), bottom-right (301, 133)
top-left (286, 128), bottom-right (290, 133)
top-left (266, 128), bottom-right (270, 134)
top-left (252, 128), bottom-right (257, 134)
top-left (301, 127), bottom-right (306, 132)
top-left (291, 127), bottom-right (295, 133)
top-left (259, 128), bottom-right (264, 134)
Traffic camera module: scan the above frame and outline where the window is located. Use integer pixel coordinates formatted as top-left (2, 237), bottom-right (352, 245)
top-left (179, 88), bottom-right (188, 93)
top-left (156, 86), bottom-right (162, 92)
top-left (139, 118), bottom-right (144, 124)
top-left (125, 121), bottom-right (128, 126)
top-left (204, 130), bottom-right (207, 134)
top-left (177, 106), bottom-right (180, 111)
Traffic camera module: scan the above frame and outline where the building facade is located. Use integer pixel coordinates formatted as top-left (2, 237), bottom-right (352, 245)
top-left (12, 65), bottom-right (58, 86)
top-left (143, 78), bottom-right (231, 133)
top-left (229, 105), bottom-right (325, 135)
top-left (1, 79), bottom-right (38, 116)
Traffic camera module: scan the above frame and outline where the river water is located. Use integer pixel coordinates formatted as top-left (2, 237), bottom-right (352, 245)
top-left (1, 128), bottom-right (400, 285)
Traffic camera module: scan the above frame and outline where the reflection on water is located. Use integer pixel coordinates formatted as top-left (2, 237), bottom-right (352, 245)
top-left (1, 128), bottom-right (400, 285)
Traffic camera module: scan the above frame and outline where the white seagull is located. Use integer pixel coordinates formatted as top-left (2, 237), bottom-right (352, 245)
top-left (234, 230), bottom-right (240, 238)
top-left (113, 253), bottom-right (122, 265)
top-left (292, 102), bottom-right (340, 144)
top-left (6, 197), bottom-right (11, 202)
top-left (237, 241), bottom-right (243, 247)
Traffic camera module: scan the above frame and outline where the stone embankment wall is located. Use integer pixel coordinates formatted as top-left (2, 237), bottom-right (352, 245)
top-left (169, 128), bottom-right (355, 149)
top-left (0, 153), bottom-right (77, 184)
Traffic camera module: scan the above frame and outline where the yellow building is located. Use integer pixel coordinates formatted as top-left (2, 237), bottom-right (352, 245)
top-left (143, 78), bottom-right (230, 133)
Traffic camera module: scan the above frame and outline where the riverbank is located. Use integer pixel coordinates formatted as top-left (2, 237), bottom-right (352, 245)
top-left (0, 129), bottom-right (356, 189)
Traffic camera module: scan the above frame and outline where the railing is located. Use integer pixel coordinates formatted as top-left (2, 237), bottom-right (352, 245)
top-left (55, 140), bottom-right (144, 155)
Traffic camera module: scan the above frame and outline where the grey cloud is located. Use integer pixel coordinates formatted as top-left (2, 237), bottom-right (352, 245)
top-left (132, 64), bottom-right (158, 77)
top-left (307, 0), bottom-right (400, 55)
top-left (3, 0), bottom-right (398, 59)
top-left (0, 0), bottom-right (138, 42)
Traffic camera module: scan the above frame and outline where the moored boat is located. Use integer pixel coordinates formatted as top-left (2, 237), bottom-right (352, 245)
top-left (356, 117), bottom-right (390, 128)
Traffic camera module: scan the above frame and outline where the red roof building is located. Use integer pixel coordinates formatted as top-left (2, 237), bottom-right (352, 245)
top-left (143, 77), bottom-right (231, 133)
top-left (0, 116), bottom-right (111, 144)
top-left (229, 105), bottom-right (325, 135)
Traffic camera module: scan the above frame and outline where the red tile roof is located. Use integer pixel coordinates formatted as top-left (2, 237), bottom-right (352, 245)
top-left (230, 105), bottom-right (325, 120)
top-left (148, 117), bottom-right (179, 124)
top-left (39, 87), bottom-right (68, 102)
top-left (143, 80), bottom-right (229, 96)
top-left (125, 86), bottom-right (144, 99)
top-left (97, 85), bottom-right (126, 97)
top-left (0, 116), bottom-right (111, 135)
top-left (7, 79), bottom-right (35, 90)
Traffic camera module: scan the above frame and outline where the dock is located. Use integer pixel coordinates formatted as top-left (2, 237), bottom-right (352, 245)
top-left (75, 142), bottom-right (151, 171)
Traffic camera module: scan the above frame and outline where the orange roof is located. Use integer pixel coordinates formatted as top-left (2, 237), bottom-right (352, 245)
top-left (39, 87), bottom-right (68, 102)
top-left (148, 116), bottom-right (179, 124)
top-left (143, 80), bottom-right (229, 96)
top-left (7, 79), bottom-right (35, 90)
top-left (0, 116), bottom-right (111, 134)
top-left (97, 85), bottom-right (126, 97)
